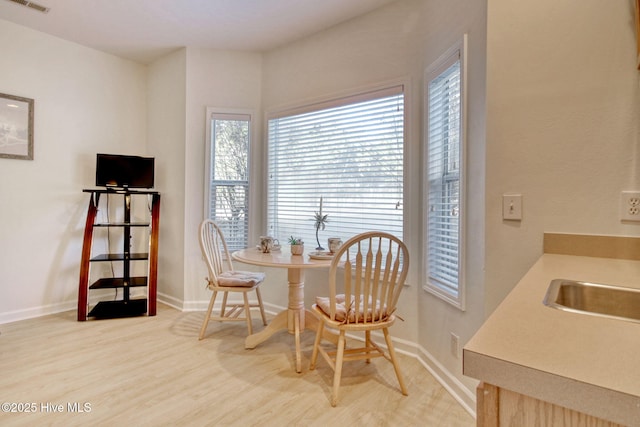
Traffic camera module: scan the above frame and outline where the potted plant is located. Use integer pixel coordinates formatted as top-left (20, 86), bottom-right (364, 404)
top-left (288, 236), bottom-right (304, 255)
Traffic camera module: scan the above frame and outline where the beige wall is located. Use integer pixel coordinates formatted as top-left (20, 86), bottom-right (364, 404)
top-left (485, 0), bottom-right (640, 314)
top-left (0, 19), bottom-right (147, 321)
top-left (147, 48), bottom-right (188, 305)
top-left (2, 0), bottom-right (639, 414)
top-left (183, 48), bottom-right (263, 307)
top-left (261, 0), bottom-right (487, 410)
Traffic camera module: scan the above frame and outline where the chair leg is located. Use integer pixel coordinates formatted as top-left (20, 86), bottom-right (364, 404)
top-left (331, 331), bottom-right (347, 406)
top-left (198, 290), bottom-right (218, 340)
top-left (220, 292), bottom-right (229, 317)
top-left (365, 330), bottom-right (372, 363)
top-left (309, 320), bottom-right (324, 370)
top-left (383, 327), bottom-right (408, 396)
top-left (243, 292), bottom-right (253, 335)
top-left (255, 287), bottom-right (267, 326)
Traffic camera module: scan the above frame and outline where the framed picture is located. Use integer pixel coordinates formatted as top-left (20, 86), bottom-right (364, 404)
top-left (0, 92), bottom-right (34, 160)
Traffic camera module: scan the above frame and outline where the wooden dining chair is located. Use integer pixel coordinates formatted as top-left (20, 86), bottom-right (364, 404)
top-left (198, 219), bottom-right (267, 339)
top-left (309, 231), bottom-right (409, 406)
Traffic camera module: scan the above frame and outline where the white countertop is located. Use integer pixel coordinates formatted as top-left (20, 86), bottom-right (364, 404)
top-left (463, 254), bottom-right (640, 426)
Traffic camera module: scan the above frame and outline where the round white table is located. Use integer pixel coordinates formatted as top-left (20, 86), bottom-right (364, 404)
top-left (232, 248), bottom-right (333, 373)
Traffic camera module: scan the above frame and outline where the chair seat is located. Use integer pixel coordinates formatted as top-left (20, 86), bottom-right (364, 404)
top-left (214, 271), bottom-right (265, 288)
top-left (315, 294), bottom-right (391, 324)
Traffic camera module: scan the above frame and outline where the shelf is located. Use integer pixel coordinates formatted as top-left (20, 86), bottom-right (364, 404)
top-left (78, 189), bottom-right (160, 321)
top-left (83, 188), bottom-right (159, 195)
top-left (93, 222), bottom-right (150, 227)
top-left (90, 253), bottom-right (149, 262)
top-left (89, 276), bottom-right (147, 289)
top-left (88, 299), bottom-right (148, 319)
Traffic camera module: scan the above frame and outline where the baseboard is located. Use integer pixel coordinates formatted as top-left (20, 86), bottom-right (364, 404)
top-left (157, 292), bottom-right (184, 311)
top-left (416, 344), bottom-right (477, 418)
top-left (0, 300), bottom-right (76, 324)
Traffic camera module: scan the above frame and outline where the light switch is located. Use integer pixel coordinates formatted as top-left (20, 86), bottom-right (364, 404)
top-left (503, 194), bottom-right (523, 221)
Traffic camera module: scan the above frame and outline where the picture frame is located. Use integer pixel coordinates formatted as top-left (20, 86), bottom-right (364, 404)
top-left (0, 92), bottom-right (34, 160)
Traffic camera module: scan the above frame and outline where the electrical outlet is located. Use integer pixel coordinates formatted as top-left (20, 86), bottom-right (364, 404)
top-left (620, 191), bottom-right (640, 222)
top-left (450, 333), bottom-right (460, 358)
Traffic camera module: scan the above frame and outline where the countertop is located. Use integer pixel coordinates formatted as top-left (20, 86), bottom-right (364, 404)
top-left (463, 254), bottom-right (640, 426)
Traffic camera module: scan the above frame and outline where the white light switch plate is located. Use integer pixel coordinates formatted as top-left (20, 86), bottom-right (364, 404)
top-left (503, 194), bottom-right (523, 220)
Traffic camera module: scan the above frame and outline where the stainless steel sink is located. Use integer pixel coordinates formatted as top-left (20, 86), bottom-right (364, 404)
top-left (543, 279), bottom-right (640, 323)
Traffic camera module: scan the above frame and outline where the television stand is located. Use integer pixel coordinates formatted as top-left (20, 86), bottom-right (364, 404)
top-left (77, 188), bottom-right (160, 321)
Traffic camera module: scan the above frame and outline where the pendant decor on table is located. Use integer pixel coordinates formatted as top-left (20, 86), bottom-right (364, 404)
top-left (313, 196), bottom-right (329, 250)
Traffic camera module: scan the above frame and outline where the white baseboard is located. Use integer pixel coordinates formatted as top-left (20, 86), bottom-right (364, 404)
top-left (157, 292), bottom-right (184, 311)
top-left (0, 300), bottom-right (76, 324)
top-left (415, 344), bottom-right (477, 418)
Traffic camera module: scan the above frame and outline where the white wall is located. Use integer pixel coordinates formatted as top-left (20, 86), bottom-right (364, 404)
top-left (147, 48), bottom-right (188, 306)
top-left (182, 48), bottom-right (264, 308)
top-left (484, 0), bottom-right (640, 314)
top-left (0, 19), bottom-right (147, 322)
top-left (3, 0), bottom-right (638, 415)
top-left (261, 0), bottom-right (487, 410)
top-left (262, 0), bottom-right (423, 341)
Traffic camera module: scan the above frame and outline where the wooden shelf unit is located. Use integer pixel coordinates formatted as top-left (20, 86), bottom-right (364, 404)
top-left (77, 188), bottom-right (160, 321)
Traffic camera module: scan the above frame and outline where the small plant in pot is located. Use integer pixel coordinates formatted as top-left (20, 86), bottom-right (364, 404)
top-left (288, 236), bottom-right (304, 255)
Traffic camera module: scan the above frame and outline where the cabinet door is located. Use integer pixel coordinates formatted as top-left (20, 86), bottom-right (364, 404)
top-left (477, 383), bottom-right (624, 427)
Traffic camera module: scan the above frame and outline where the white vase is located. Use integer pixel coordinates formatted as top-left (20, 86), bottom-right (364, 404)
top-left (291, 244), bottom-right (304, 255)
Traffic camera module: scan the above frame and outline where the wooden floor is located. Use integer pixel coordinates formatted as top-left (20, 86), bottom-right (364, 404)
top-left (0, 304), bottom-right (474, 426)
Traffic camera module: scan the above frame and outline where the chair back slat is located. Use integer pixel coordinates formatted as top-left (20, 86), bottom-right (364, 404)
top-left (379, 243), bottom-right (393, 319)
top-left (340, 256), bottom-right (352, 322)
top-left (328, 231), bottom-right (409, 325)
top-left (199, 219), bottom-right (234, 287)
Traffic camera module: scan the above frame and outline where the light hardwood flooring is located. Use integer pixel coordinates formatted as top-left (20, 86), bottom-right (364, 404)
top-left (0, 304), bottom-right (474, 426)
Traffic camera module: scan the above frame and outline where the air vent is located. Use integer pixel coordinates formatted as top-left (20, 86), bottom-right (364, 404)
top-left (5, 0), bottom-right (50, 13)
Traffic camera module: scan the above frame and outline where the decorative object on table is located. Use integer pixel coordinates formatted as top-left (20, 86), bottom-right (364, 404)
top-left (327, 237), bottom-right (343, 254)
top-left (199, 219), bottom-right (267, 339)
top-left (308, 251), bottom-right (334, 260)
top-left (0, 92), bottom-right (34, 160)
top-left (309, 231), bottom-right (410, 406)
top-left (259, 235), bottom-right (279, 253)
top-left (288, 236), bottom-right (304, 255)
top-left (313, 196), bottom-right (329, 250)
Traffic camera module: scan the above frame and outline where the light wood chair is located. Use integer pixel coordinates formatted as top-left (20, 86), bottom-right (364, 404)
top-left (198, 219), bottom-right (267, 339)
top-left (309, 231), bottom-right (409, 406)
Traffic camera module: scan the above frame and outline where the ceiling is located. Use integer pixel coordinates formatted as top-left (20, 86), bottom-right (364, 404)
top-left (0, 0), bottom-right (397, 64)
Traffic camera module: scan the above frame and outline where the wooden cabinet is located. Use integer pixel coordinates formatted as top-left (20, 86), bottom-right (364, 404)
top-left (476, 382), bottom-right (625, 427)
top-left (77, 189), bottom-right (160, 321)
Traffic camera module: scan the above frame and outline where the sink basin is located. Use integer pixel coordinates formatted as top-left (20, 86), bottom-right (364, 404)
top-left (543, 279), bottom-right (640, 323)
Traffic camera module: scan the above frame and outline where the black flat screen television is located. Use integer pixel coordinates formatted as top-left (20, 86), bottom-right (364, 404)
top-left (95, 153), bottom-right (155, 189)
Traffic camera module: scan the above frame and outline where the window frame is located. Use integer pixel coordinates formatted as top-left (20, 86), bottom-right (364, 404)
top-left (423, 35), bottom-right (468, 310)
top-left (204, 107), bottom-right (255, 251)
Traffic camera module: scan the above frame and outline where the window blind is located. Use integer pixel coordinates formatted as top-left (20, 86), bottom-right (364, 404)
top-left (426, 53), bottom-right (462, 298)
top-left (267, 86), bottom-right (404, 247)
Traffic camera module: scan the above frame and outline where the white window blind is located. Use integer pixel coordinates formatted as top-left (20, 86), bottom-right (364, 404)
top-left (267, 86), bottom-right (404, 248)
top-left (205, 111), bottom-right (251, 251)
top-left (424, 37), bottom-right (466, 309)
